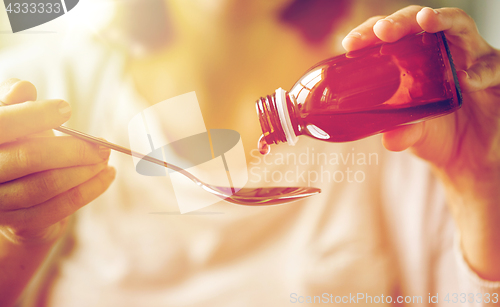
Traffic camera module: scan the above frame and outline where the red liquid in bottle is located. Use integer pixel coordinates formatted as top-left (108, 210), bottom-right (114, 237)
top-left (256, 31), bottom-right (462, 150)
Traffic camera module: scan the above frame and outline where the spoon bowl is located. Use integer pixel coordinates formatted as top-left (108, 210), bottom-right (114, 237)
top-left (209, 186), bottom-right (321, 206)
top-left (55, 126), bottom-right (321, 206)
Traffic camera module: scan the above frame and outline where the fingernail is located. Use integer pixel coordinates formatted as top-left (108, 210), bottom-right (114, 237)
top-left (58, 100), bottom-right (71, 116)
top-left (463, 70), bottom-right (469, 79)
top-left (423, 7), bottom-right (439, 15)
top-left (99, 146), bottom-right (111, 160)
top-left (347, 31), bottom-right (362, 39)
top-left (375, 19), bottom-right (394, 27)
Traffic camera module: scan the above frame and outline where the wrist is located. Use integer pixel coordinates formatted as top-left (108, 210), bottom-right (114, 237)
top-left (442, 177), bottom-right (500, 281)
top-left (460, 216), bottom-right (500, 281)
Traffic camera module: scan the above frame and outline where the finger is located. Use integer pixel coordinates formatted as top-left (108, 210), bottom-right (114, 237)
top-left (0, 136), bottom-right (111, 183)
top-left (0, 99), bottom-right (71, 144)
top-left (0, 166), bottom-right (116, 231)
top-left (342, 15), bottom-right (386, 51)
top-left (416, 7), bottom-right (489, 57)
top-left (18, 125), bottom-right (56, 140)
top-left (0, 79), bottom-right (37, 105)
top-left (0, 161), bottom-right (109, 211)
top-left (0, 79), bottom-right (57, 140)
top-left (458, 52), bottom-right (500, 92)
top-left (15, 120), bottom-right (56, 141)
top-left (416, 7), bottom-right (477, 38)
top-left (24, 130), bottom-right (56, 138)
top-left (373, 5), bottom-right (424, 42)
top-left (382, 123), bottom-right (424, 152)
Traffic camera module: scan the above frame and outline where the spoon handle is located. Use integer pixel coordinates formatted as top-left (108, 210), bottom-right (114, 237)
top-left (55, 126), bottom-right (139, 158)
top-left (54, 126), bottom-right (184, 174)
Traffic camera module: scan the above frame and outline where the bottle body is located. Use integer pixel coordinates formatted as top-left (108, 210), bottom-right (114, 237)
top-left (256, 31), bottom-right (462, 147)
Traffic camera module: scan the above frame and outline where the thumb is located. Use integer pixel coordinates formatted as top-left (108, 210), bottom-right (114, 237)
top-left (0, 79), bottom-right (60, 140)
top-left (0, 78), bottom-right (37, 105)
top-left (458, 52), bottom-right (500, 93)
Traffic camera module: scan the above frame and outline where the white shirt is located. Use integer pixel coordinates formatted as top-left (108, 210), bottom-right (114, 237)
top-left (2, 36), bottom-right (498, 307)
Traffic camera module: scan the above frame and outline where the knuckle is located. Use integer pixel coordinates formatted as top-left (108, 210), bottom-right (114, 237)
top-left (465, 14), bottom-right (475, 28)
top-left (484, 59), bottom-right (496, 75)
top-left (65, 186), bottom-right (86, 209)
top-left (406, 5), bottom-right (423, 11)
top-left (365, 15), bottom-right (385, 24)
top-left (16, 143), bottom-right (43, 170)
top-left (451, 7), bottom-right (467, 17)
top-left (451, 8), bottom-right (474, 26)
top-left (76, 140), bottom-right (89, 162)
top-left (38, 170), bottom-right (62, 193)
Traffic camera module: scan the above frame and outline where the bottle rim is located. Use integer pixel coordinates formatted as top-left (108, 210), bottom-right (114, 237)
top-left (275, 88), bottom-right (299, 146)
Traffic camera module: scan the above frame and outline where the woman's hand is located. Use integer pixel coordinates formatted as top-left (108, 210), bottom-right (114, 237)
top-left (342, 6), bottom-right (500, 280)
top-left (0, 78), bottom-right (115, 245)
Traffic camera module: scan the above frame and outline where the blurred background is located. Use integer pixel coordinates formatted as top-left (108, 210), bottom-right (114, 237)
top-left (0, 0), bottom-right (499, 51)
top-left (1, 2), bottom-right (497, 305)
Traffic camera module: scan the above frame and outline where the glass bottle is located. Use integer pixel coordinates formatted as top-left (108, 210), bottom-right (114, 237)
top-left (255, 31), bottom-right (462, 154)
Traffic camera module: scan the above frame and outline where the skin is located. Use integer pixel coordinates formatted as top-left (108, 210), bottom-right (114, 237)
top-left (0, 3), bottom-right (498, 306)
top-left (343, 6), bottom-right (500, 280)
top-left (0, 79), bottom-right (116, 306)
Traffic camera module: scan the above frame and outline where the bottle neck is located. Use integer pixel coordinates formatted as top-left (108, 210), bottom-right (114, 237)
top-left (256, 88), bottom-right (299, 146)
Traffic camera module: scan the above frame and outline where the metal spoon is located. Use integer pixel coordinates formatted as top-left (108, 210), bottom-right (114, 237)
top-left (54, 126), bottom-right (321, 206)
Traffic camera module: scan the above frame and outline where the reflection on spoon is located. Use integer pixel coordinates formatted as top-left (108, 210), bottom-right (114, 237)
top-left (212, 186), bottom-right (321, 206)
